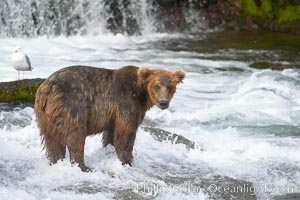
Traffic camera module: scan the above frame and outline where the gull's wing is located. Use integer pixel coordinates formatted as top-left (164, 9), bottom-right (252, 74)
top-left (25, 54), bottom-right (32, 70)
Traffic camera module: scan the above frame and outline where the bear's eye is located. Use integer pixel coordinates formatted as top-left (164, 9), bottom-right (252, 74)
top-left (155, 85), bottom-right (160, 91)
top-left (167, 86), bottom-right (173, 91)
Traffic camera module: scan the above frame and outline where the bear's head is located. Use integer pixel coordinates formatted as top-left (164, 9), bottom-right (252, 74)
top-left (138, 68), bottom-right (185, 110)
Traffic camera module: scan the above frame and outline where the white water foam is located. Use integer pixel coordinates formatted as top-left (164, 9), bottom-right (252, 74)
top-left (0, 35), bottom-right (300, 199)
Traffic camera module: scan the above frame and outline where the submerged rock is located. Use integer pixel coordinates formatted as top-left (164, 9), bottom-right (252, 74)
top-left (249, 62), bottom-right (300, 71)
top-left (116, 189), bottom-right (151, 200)
top-left (55, 170), bottom-right (257, 199)
top-left (141, 126), bottom-right (201, 150)
top-left (159, 174), bottom-right (257, 200)
top-left (273, 193), bottom-right (300, 200)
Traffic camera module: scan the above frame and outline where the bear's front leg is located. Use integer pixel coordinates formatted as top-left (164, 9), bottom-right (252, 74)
top-left (113, 121), bottom-right (137, 166)
top-left (114, 132), bottom-right (136, 166)
top-left (102, 129), bottom-right (114, 147)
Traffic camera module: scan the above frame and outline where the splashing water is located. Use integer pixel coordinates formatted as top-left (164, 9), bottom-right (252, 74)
top-left (0, 10), bottom-right (300, 200)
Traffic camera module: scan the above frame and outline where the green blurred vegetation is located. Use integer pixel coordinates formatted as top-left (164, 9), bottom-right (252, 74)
top-left (240, 0), bottom-right (300, 23)
top-left (0, 79), bottom-right (44, 103)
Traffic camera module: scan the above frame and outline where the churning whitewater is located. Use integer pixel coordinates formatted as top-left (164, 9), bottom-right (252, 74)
top-left (1, 33), bottom-right (300, 200)
top-left (0, 1), bottom-right (300, 199)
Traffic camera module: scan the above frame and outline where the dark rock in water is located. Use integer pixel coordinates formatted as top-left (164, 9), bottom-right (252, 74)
top-left (116, 189), bottom-right (151, 200)
top-left (0, 78), bottom-right (45, 104)
top-left (215, 67), bottom-right (247, 73)
top-left (0, 103), bottom-right (34, 129)
top-left (0, 103), bottom-right (22, 112)
top-left (141, 126), bottom-right (202, 150)
top-left (53, 166), bottom-right (256, 199)
top-left (273, 193), bottom-right (300, 200)
top-left (137, 163), bottom-right (257, 200)
top-left (59, 183), bottom-right (151, 200)
top-left (249, 62), bottom-right (300, 71)
top-left (58, 182), bottom-right (108, 194)
top-left (159, 174), bottom-right (257, 200)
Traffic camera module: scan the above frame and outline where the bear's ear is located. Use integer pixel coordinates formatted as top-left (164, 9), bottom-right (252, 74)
top-left (174, 70), bottom-right (185, 84)
top-left (138, 67), bottom-right (152, 80)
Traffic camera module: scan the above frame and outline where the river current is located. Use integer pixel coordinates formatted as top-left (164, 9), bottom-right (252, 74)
top-left (0, 31), bottom-right (300, 199)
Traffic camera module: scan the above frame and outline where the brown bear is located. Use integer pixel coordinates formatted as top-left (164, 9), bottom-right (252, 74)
top-left (34, 65), bottom-right (185, 172)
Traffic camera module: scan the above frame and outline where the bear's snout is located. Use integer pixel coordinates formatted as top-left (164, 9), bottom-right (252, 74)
top-left (158, 99), bottom-right (169, 109)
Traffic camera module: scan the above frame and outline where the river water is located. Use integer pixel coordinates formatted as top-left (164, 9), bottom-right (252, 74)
top-left (0, 31), bottom-right (300, 200)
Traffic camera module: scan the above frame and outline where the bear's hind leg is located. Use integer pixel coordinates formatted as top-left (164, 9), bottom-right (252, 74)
top-left (65, 134), bottom-right (91, 172)
top-left (44, 138), bottom-right (66, 164)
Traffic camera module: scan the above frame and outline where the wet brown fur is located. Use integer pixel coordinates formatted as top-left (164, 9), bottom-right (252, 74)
top-left (34, 65), bottom-right (185, 172)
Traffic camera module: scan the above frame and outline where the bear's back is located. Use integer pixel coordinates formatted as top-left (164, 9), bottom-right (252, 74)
top-left (46, 66), bottom-right (113, 95)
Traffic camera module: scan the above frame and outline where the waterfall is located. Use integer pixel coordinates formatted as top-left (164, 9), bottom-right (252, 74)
top-left (0, 0), bottom-right (205, 38)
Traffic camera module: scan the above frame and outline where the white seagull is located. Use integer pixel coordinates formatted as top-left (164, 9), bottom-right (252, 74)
top-left (11, 46), bottom-right (32, 80)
